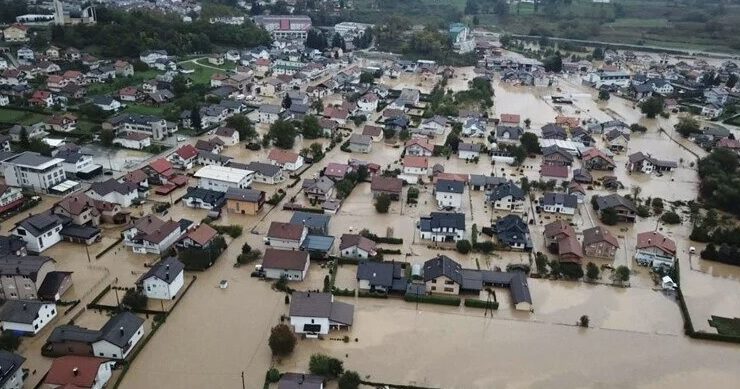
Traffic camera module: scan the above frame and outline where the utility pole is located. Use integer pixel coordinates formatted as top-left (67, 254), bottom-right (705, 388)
top-left (85, 244), bottom-right (91, 263)
top-left (241, 371), bottom-right (245, 389)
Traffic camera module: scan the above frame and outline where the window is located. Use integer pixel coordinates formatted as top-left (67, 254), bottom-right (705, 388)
top-left (444, 287), bottom-right (454, 292)
top-left (430, 286), bottom-right (436, 291)
top-left (444, 280), bottom-right (455, 285)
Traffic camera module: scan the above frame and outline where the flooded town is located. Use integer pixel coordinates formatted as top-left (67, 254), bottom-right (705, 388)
top-left (0, 1), bottom-right (739, 389)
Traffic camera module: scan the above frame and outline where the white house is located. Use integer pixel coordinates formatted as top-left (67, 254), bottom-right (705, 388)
top-left (194, 165), bottom-right (254, 192)
top-left (435, 179), bottom-right (464, 210)
top-left (404, 139), bottom-right (434, 157)
top-left (261, 248), bottom-right (310, 281)
top-left (541, 192), bottom-right (578, 216)
top-left (267, 149), bottom-right (304, 171)
top-left (289, 292), bottom-right (354, 336)
top-left (356, 92), bottom-right (379, 113)
top-left (136, 257), bottom-right (185, 300)
top-left (0, 95), bottom-right (8, 107)
top-left (339, 234), bottom-right (377, 259)
top-left (122, 217), bottom-right (185, 255)
top-left (112, 132), bottom-right (152, 150)
top-left (400, 156), bottom-right (429, 184)
top-left (11, 213), bottom-right (63, 253)
top-left (214, 127), bottom-right (240, 146)
top-left (420, 115), bottom-right (447, 135)
top-left (139, 50), bottom-right (168, 65)
top-left (0, 351), bottom-right (24, 389)
top-left (418, 212), bottom-right (466, 242)
top-left (265, 222), bottom-right (307, 250)
top-left (0, 185), bottom-right (24, 214)
top-left (2, 152), bottom-right (66, 192)
top-left (457, 143), bottom-right (481, 160)
top-left (258, 104), bottom-right (281, 123)
top-left (243, 162), bottom-right (285, 184)
top-left (462, 117), bottom-right (487, 137)
top-left (489, 181), bottom-right (526, 212)
top-left (86, 179), bottom-right (138, 208)
top-left (0, 300), bottom-right (57, 335)
top-left (90, 312), bottom-right (145, 360)
top-left (43, 356), bottom-right (115, 389)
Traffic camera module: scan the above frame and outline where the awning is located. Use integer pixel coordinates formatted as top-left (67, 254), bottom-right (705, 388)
top-left (50, 180), bottom-right (80, 194)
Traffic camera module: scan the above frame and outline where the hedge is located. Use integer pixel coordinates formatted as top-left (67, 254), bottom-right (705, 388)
top-left (332, 288), bottom-right (355, 297)
top-left (358, 291), bottom-right (389, 299)
top-left (404, 294), bottom-right (460, 306)
top-left (361, 231), bottom-right (403, 244)
top-left (464, 299), bottom-right (499, 310)
top-left (377, 248), bottom-right (402, 255)
top-left (209, 224), bottom-right (243, 238)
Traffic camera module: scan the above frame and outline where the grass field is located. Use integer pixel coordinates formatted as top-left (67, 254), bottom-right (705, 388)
top-left (0, 108), bottom-right (47, 126)
top-left (86, 69), bottom-right (161, 96)
top-left (180, 61), bottom-right (223, 85)
top-left (124, 104), bottom-right (170, 116)
top-left (709, 316), bottom-right (740, 337)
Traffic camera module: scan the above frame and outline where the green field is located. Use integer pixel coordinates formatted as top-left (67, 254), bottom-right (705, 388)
top-left (180, 61), bottom-right (223, 85)
top-left (86, 69), bottom-right (161, 96)
top-left (0, 108), bottom-right (47, 126)
top-left (124, 104), bottom-right (170, 116)
top-left (709, 316), bottom-right (740, 337)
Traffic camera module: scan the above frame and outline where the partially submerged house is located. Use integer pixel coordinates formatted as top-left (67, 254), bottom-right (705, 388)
top-left (288, 292), bottom-right (354, 336)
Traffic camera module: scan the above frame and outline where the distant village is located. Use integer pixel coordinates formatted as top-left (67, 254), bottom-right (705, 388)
top-left (0, 1), bottom-right (737, 388)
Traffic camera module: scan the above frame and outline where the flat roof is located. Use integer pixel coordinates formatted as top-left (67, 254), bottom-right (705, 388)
top-left (50, 180), bottom-right (80, 193)
top-left (194, 165), bottom-right (254, 184)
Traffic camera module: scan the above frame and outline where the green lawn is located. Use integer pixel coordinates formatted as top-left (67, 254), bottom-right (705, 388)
top-left (180, 61), bottom-right (223, 85)
top-left (124, 104), bottom-right (169, 116)
top-left (86, 69), bottom-right (162, 96)
top-left (606, 18), bottom-right (669, 28)
top-left (709, 316), bottom-right (740, 337)
top-left (0, 108), bottom-right (48, 126)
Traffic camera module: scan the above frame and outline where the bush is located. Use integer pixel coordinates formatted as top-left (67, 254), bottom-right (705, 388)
top-left (266, 368), bottom-right (281, 383)
top-left (266, 191), bottom-right (287, 205)
top-left (268, 324), bottom-right (297, 357)
top-left (600, 208), bottom-right (619, 225)
top-left (178, 244), bottom-right (225, 270)
top-left (332, 288), bottom-right (355, 296)
top-left (473, 241), bottom-right (495, 253)
top-left (586, 262), bottom-right (600, 280)
top-left (374, 193), bottom-right (391, 213)
top-left (560, 262), bottom-right (584, 279)
top-left (404, 294), bottom-right (460, 306)
top-left (359, 229), bottom-right (403, 244)
top-left (338, 370), bottom-right (361, 389)
top-left (661, 211), bottom-right (681, 224)
top-left (122, 289), bottom-right (148, 310)
top-left (615, 265), bottom-right (630, 283)
top-left (309, 354), bottom-right (344, 378)
top-left (210, 224), bottom-right (243, 238)
top-left (636, 205), bottom-right (650, 218)
top-left (464, 299), bottom-right (499, 309)
top-left (579, 315), bottom-right (590, 328)
top-left (456, 239), bottom-right (472, 254)
top-left (0, 333), bottom-right (21, 351)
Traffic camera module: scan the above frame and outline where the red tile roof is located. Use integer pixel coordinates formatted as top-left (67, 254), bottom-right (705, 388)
top-left (636, 231), bottom-right (676, 256)
top-left (262, 248), bottom-right (308, 271)
top-left (268, 149), bottom-right (300, 164)
top-left (540, 163), bottom-right (569, 178)
top-left (404, 138), bottom-right (434, 152)
top-left (500, 113), bottom-right (520, 124)
top-left (186, 223), bottom-right (218, 246)
top-left (267, 222), bottom-right (304, 240)
top-left (44, 356), bottom-right (110, 388)
top-left (403, 156), bottom-right (428, 169)
top-left (149, 158), bottom-right (173, 174)
top-left (175, 144), bottom-right (198, 160)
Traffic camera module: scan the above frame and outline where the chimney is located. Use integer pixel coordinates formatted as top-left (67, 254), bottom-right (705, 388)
top-left (166, 264), bottom-right (170, 270)
top-left (165, 272), bottom-right (169, 281)
top-left (73, 367), bottom-right (79, 376)
top-left (22, 303), bottom-right (26, 311)
top-left (648, 239), bottom-right (652, 245)
top-left (120, 326), bottom-right (124, 336)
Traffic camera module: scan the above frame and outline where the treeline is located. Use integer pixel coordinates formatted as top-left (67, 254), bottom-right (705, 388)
top-left (697, 149), bottom-right (740, 216)
top-left (50, 7), bottom-right (271, 58)
top-left (375, 21), bottom-right (476, 66)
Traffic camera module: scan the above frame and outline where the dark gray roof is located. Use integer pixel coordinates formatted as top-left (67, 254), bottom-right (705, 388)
top-left (349, 134), bottom-right (372, 146)
top-left (0, 300), bottom-right (49, 324)
top-left (47, 324), bottom-right (101, 344)
top-left (300, 235), bottom-right (335, 253)
top-left (495, 215), bottom-right (530, 247)
top-left (6, 151), bottom-right (58, 167)
top-left (541, 192), bottom-right (578, 208)
top-left (184, 187), bottom-right (225, 206)
top-left (0, 350), bottom-right (25, 387)
top-left (0, 235), bottom-right (26, 256)
top-left (137, 257), bottom-right (184, 285)
top-left (244, 161), bottom-right (282, 177)
top-left (542, 145), bottom-right (574, 162)
top-left (435, 179), bottom-right (464, 194)
top-left (225, 187), bottom-right (264, 202)
top-left (595, 194), bottom-right (637, 212)
top-left (89, 179), bottom-right (137, 196)
top-left (458, 143), bottom-right (481, 152)
top-left (16, 213), bottom-right (62, 236)
top-left (329, 301), bottom-right (354, 325)
top-left (357, 261), bottom-right (404, 288)
top-left (278, 373), bottom-right (324, 389)
top-left (489, 181), bottom-right (524, 201)
top-left (419, 212), bottom-right (465, 232)
top-left (0, 255), bottom-right (53, 280)
top-left (496, 125), bottom-right (524, 139)
top-left (423, 255), bottom-right (462, 284)
top-left (198, 150), bottom-right (232, 164)
top-left (290, 211), bottom-right (330, 232)
top-left (60, 224), bottom-right (101, 240)
top-left (541, 123), bottom-right (566, 139)
top-left (98, 312), bottom-right (145, 347)
top-left (289, 292), bottom-right (332, 318)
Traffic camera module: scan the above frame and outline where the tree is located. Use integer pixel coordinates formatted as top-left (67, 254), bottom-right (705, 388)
top-left (301, 115), bottom-right (322, 139)
top-left (543, 52), bottom-right (563, 72)
top-left (312, 98), bottom-right (324, 113)
top-left (727, 73), bottom-right (738, 89)
top-left (266, 368), bottom-right (281, 383)
top-left (456, 239), bottom-right (472, 254)
top-left (471, 223), bottom-right (478, 245)
top-left (267, 120), bottom-right (297, 149)
top-left (305, 29), bottom-right (327, 50)
top-left (18, 127), bottom-right (29, 149)
top-left (190, 107), bottom-right (202, 131)
top-left (444, 131), bottom-right (460, 152)
top-left (282, 94), bottom-right (292, 109)
top-left (560, 262), bottom-right (584, 279)
top-left (629, 123), bottom-right (647, 133)
top-left (359, 72), bottom-right (375, 84)
top-left (598, 89), bottom-right (610, 101)
top-left (309, 354), bottom-right (344, 378)
top-left (338, 371), bottom-right (361, 389)
top-left (614, 265), bottom-right (630, 283)
top-left (600, 208), bottom-right (619, 225)
top-left (226, 114), bottom-right (257, 141)
top-left (638, 96), bottom-right (664, 118)
top-left (100, 129), bottom-right (115, 147)
top-left (519, 132), bottom-right (541, 154)
top-left (331, 32), bottom-right (346, 50)
top-left (268, 324), bottom-right (296, 356)
top-left (309, 142), bottom-right (324, 159)
top-left (0, 333), bottom-right (20, 351)
top-left (250, 0), bottom-right (264, 15)
top-left (661, 211), bottom-right (682, 224)
top-left (674, 116), bottom-right (700, 138)
top-left (592, 47), bottom-right (604, 60)
top-left (374, 193), bottom-right (391, 213)
top-left (631, 185), bottom-right (642, 201)
top-left (524, 118), bottom-right (531, 128)
top-left (356, 165), bottom-right (369, 182)
top-left (335, 178), bottom-right (356, 199)
top-left (399, 128), bottom-right (411, 141)
top-left (586, 262), bottom-right (600, 280)
top-left (535, 252), bottom-right (548, 275)
top-left (122, 289), bottom-right (147, 310)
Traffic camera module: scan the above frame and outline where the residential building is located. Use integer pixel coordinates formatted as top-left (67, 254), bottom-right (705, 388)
top-left (542, 146), bottom-right (574, 166)
top-left (540, 163), bottom-right (570, 185)
top-left (242, 162), bottom-right (285, 184)
top-left (458, 143), bottom-right (481, 160)
top-left (0, 300), bottom-right (57, 335)
top-left (0, 185), bottom-right (23, 214)
top-left (636, 231), bottom-right (676, 257)
top-left (278, 373), bottom-right (324, 389)
top-left (42, 356), bottom-right (115, 389)
top-left (1, 152), bottom-right (66, 192)
top-left (627, 152), bottom-right (677, 174)
top-left (595, 194), bottom-right (637, 222)
top-left (449, 23), bottom-right (475, 53)
top-left (347, 134), bottom-right (372, 153)
top-left (495, 214), bottom-right (531, 250)
top-left (112, 132), bottom-right (151, 150)
top-left (581, 148), bottom-right (616, 170)
top-left (404, 139), bottom-right (434, 157)
top-left (288, 292), bottom-right (354, 336)
top-left (495, 125), bottom-right (524, 142)
top-left (0, 235), bottom-right (26, 257)
top-left (265, 222), bottom-right (307, 250)
top-left (44, 312), bottom-right (144, 360)
top-left (182, 187), bottom-right (225, 210)
top-left (261, 248), bottom-right (310, 281)
top-left (3, 24), bottom-right (28, 42)
top-left (194, 165), bottom-right (253, 192)
top-left (267, 149), bottom-right (304, 171)
top-left (339, 234), bottom-right (377, 259)
top-left (463, 118), bottom-right (488, 137)
top-left (11, 214), bottom-right (64, 253)
top-left (488, 181), bottom-right (525, 212)
top-left (214, 127), bottom-right (239, 146)
top-left (290, 212), bottom-right (330, 235)
top-left (169, 144), bottom-right (199, 170)
top-left (86, 179), bottom-right (138, 208)
top-left (540, 192), bottom-right (578, 216)
top-left (582, 226), bottom-right (619, 259)
top-left (541, 123), bottom-right (567, 140)
top-left (302, 177), bottom-right (334, 202)
top-left (122, 216), bottom-right (187, 255)
top-left (104, 113), bottom-right (170, 141)
top-left (370, 176), bottom-right (403, 201)
top-left (0, 255), bottom-right (58, 300)
top-left (604, 129), bottom-right (630, 152)
top-left (543, 220), bottom-right (576, 248)
top-left (435, 179), bottom-right (465, 209)
top-left (254, 15), bottom-right (312, 40)
top-left (420, 115), bottom-right (447, 135)
top-left (418, 212), bottom-right (465, 242)
top-left (0, 351), bottom-right (24, 389)
top-left (225, 187), bottom-right (265, 215)
top-left (136, 257), bottom-right (185, 300)
top-left (356, 261), bottom-right (406, 293)
top-left (401, 156), bottom-right (429, 184)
